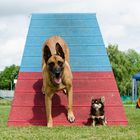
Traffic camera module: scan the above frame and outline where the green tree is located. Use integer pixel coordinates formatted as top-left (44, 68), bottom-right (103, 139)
top-left (107, 44), bottom-right (140, 96)
top-left (0, 65), bottom-right (19, 90)
top-left (126, 49), bottom-right (140, 73)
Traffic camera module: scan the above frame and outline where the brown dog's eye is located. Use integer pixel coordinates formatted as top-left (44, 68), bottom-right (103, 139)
top-left (58, 61), bottom-right (63, 67)
top-left (48, 62), bottom-right (55, 67)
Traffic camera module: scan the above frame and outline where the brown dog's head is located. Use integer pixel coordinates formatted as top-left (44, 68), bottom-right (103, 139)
top-left (43, 42), bottom-right (65, 85)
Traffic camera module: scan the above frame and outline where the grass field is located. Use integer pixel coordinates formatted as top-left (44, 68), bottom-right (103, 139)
top-left (0, 104), bottom-right (140, 140)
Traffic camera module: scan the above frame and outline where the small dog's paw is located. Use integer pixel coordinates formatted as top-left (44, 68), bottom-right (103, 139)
top-left (103, 123), bottom-right (106, 126)
top-left (92, 121), bottom-right (95, 126)
top-left (67, 111), bottom-right (75, 123)
top-left (103, 120), bottom-right (107, 126)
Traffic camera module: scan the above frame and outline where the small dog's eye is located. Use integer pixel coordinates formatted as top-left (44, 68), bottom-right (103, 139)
top-left (48, 62), bottom-right (55, 67)
top-left (58, 61), bottom-right (63, 67)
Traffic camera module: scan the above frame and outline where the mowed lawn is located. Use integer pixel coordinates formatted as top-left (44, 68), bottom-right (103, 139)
top-left (0, 104), bottom-right (140, 140)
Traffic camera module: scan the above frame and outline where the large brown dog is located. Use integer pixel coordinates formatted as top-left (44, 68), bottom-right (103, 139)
top-left (42, 36), bottom-right (75, 127)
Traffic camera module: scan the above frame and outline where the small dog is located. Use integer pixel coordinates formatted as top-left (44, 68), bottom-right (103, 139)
top-left (90, 96), bottom-right (107, 126)
top-left (42, 36), bottom-right (75, 127)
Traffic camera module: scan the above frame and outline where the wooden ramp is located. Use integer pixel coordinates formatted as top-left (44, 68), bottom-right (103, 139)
top-left (8, 13), bottom-right (128, 126)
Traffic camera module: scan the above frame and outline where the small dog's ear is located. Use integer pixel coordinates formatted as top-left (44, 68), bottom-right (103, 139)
top-left (43, 45), bottom-right (52, 63)
top-left (101, 96), bottom-right (105, 103)
top-left (91, 96), bottom-right (94, 102)
top-left (56, 42), bottom-right (65, 59)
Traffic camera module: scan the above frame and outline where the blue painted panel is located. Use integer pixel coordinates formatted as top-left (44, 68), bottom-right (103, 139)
top-left (20, 66), bottom-right (112, 72)
top-left (21, 55), bottom-right (111, 70)
top-left (20, 13), bottom-right (111, 72)
top-left (32, 13), bottom-right (96, 20)
top-left (23, 45), bottom-right (107, 57)
top-left (30, 19), bottom-right (98, 28)
top-left (25, 36), bottom-right (104, 46)
top-left (28, 27), bottom-right (101, 37)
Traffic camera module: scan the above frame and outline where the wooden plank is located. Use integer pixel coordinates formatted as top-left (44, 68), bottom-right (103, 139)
top-left (21, 55), bottom-right (111, 68)
top-left (25, 44), bottom-right (105, 49)
top-left (30, 19), bottom-right (98, 28)
top-left (20, 66), bottom-right (112, 72)
top-left (8, 106), bottom-right (127, 126)
top-left (18, 72), bottom-right (115, 80)
top-left (13, 91), bottom-right (122, 107)
top-left (28, 27), bottom-right (101, 37)
top-left (32, 13), bottom-right (96, 20)
top-left (8, 120), bottom-right (128, 126)
top-left (25, 36), bottom-right (104, 46)
top-left (15, 78), bottom-right (118, 93)
top-left (23, 46), bottom-right (107, 57)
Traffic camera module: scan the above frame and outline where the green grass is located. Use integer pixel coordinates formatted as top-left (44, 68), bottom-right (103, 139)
top-left (0, 105), bottom-right (140, 140)
top-left (0, 98), bottom-right (12, 105)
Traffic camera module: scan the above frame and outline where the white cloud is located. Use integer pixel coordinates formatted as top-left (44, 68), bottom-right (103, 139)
top-left (0, 15), bottom-right (28, 70)
top-left (105, 25), bottom-right (126, 39)
top-left (0, 38), bottom-right (24, 70)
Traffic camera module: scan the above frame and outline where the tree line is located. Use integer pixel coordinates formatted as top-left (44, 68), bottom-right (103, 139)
top-left (0, 65), bottom-right (19, 90)
top-left (107, 44), bottom-right (140, 96)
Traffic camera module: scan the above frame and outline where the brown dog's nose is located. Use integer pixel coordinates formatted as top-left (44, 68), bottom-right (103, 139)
top-left (55, 72), bottom-right (60, 78)
top-left (55, 68), bottom-right (61, 78)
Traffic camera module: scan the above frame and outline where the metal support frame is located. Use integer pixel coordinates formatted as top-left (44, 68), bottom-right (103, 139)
top-left (132, 78), bottom-right (139, 102)
top-left (132, 79), bottom-right (135, 102)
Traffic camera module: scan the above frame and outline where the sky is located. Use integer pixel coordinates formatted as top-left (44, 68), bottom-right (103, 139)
top-left (0, 0), bottom-right (140, 71)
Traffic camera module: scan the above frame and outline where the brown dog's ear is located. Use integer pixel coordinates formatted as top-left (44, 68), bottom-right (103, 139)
top-left (56, 42), bottom-right (65, 59)
top-left (101, 96), bottom-right (105, 103)
top-left (43, 45), bottom-right (52, 63)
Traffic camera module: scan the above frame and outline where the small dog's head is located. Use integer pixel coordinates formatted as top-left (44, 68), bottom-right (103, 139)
top-left (43, 42), bottom-right (65, 85)
top-left (91, 96), bottom-right (105, 111)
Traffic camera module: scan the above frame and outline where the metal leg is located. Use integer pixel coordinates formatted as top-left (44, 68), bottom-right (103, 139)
top-left (132, 79), bottom-right (135, 103)
top-left (135, 80), bottom-right (138, 101)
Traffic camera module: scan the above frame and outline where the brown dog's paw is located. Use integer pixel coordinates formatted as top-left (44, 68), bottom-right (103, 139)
top-left (63, 89), bottom-right (67, 95)
top-left (42, 87), bottom-right (45, 94)
top-left (47, 122), bottom-right (53, 128)
top-left (67, 111), bottom-right (75, 123)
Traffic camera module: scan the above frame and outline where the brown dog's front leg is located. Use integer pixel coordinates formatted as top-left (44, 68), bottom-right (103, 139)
top-left (45, 93), bottom-right (53, 127)
top-left (66, 85), bottom-right (75, 123)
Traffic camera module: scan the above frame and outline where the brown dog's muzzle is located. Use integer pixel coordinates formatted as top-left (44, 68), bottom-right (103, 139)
top-left (50, 67), bottom-right (63, 85)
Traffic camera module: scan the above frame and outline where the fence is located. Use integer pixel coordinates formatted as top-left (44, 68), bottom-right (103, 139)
top-left (0, 90), bottom-right (14, 99)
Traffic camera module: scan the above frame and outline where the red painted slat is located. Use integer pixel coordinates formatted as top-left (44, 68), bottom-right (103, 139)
top-left (12, 91), bottom-right (122, 107)
top-left (18, 72), bottom-right (115, 80)
top-left (8, 120), bottom-right (128, 126)
top-left (15, 79), bottom-right (118, 92)
top-left (8, 106), bottom-right (127, 126)
top-left (16, 72), bottom-right (118, 92)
